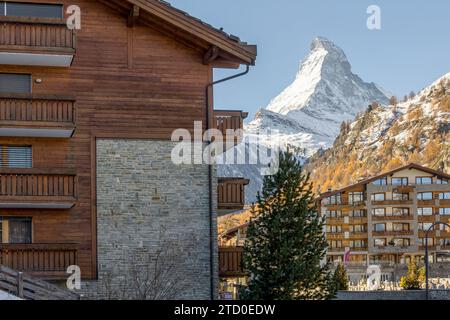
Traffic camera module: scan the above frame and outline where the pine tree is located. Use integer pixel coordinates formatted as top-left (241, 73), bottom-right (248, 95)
top-left (240, 151), bottom-right (335, 300)
top-left (400, 259), bottom-right (425, 290)
top-left (332, 264), bottom-right (349, 291)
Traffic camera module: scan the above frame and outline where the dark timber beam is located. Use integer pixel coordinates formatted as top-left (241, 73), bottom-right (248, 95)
top-left (127, 5), bottom-right (140, 27)
top-left (203, 45), bottom-right (220, 65)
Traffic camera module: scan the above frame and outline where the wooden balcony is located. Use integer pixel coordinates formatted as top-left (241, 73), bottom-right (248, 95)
top-left (213, 110), bottom-right (248, 150)
top-left (0, 243), bottom-right (78, 280)
top-left (0, 94), bottom-right (75, 138)
top-left (0, 17), bottom-right (76, 67)
top-left (372, 230), bottom-right (414, 237)
top-left (348, 232), bottom-right (368, 240)
top-left (371, 200), bottom-right (413, 206)
top-left (0, 170), bottom-right (76, 209)
top-left (218, 178), bottom-right (249, 213)
top-left (372, 215), bottom-right (413, 221)
top-left (219, 246), bottom-right (246, 278)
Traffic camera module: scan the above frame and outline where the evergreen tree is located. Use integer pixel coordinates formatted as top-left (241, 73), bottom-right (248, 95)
top-left (400, 259), bottom-right (425, 290)
top-left (240, 151), bottom-right (335, 300)
top-left (332, 264), bottom-right (349, 291)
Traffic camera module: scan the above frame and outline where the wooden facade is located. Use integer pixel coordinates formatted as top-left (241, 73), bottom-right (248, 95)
top-left (0, 0), bottom-right (256, 281)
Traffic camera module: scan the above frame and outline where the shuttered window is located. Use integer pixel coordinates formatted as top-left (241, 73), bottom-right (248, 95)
top-left (1, 2), bottom-right (63, 18)
top-left (0, 146), bottom-right (32, 168)
top-left (0, 73), bottom-right (31, 94)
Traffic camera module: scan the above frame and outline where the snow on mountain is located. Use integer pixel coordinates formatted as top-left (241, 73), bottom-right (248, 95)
top-left (218, 37), bottom-right (390, 204)
top-left (306, 72), bottom-right (450, 192)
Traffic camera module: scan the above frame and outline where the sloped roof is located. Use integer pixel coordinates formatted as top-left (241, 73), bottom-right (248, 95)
top-left (319, 163), bottom-right (450, 199)
top-left (98, 0), bottom-right (257, 65)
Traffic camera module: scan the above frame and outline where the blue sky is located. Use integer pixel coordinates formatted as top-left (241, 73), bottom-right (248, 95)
top-left (168, 0), bottom-right (450, 120)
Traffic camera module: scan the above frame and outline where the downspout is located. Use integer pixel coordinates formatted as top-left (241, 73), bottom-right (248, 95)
top-left (206, 64), bottom-right (251, 300)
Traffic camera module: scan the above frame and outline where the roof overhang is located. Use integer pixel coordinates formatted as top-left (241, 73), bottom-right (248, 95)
top-left (97, 0), bottom-right (257, 66)
top-left (319, 163), bottom-right (450, 199)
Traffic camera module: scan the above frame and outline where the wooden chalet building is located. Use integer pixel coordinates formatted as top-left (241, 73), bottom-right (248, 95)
top-left (0, 0), bottom-right (256, 299)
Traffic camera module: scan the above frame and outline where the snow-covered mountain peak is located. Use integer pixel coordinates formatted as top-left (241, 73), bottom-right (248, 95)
top-left (219, 37), bottom-right (391, 203)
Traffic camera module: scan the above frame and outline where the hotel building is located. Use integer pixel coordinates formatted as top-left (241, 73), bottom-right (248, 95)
top-left (319, 163), bottom-right (450, 273)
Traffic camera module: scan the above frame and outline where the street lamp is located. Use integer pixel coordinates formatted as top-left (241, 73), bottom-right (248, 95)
top-left (425, 222), bottom-right (450, 300)
top-left (388, 240), bottom-right (400, 283)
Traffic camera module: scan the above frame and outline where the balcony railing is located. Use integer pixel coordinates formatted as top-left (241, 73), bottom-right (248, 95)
top-left (213, 110), bottom-right (248, 150)
top-left (0, 170), bottom-right (77, 209)
top-left (0, 17), bottom-right (76, 67)
top-left (0, 243), bottom-right (78, 279)
top-left (371, 200), bottom-right (413, 205)
top-left (219, 247), bottom-right (246, 278)
top-left (372, 215), bottom-right (413, 221)
top-left (372, 230), bottom-right (414, 237)
top-left (0, 94), bottom-right (76, 138)
top-left (218, 178), bottom-right (249, 212)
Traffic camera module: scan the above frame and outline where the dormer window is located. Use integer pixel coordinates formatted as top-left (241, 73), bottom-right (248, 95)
top-left (1, 2), bottom-right (63, 19)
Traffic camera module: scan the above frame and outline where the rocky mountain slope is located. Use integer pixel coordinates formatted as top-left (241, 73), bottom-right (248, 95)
top-left (305, 72), bottom-right (450, 193)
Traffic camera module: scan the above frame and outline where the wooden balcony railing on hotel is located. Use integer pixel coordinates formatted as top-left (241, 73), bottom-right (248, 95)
top-left (0, 170), bottom-right (77, 208)
top-left (0, 18), bottom-right (76, 52)
top-left (0, 94), bottom-right (76, 137)
top-left (219, 247), bottom-right (246, 278)
top-left (213, 110), bottom-right (248, 149)
top-left (0, 243), bottom-right (78, 280)
top-left (218, 178), bottom-right (249, 212)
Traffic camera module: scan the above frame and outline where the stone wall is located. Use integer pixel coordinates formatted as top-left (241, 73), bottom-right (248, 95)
top-left (81, 139), bottom-right (218, 300)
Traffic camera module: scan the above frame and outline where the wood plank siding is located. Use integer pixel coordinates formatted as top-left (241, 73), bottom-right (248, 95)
top-left (0, 0), bottom-right (255, 281)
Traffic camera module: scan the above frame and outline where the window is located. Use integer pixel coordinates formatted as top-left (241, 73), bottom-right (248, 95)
top-left (372, 177), bottom-right (387, 186)
top-left (419, 222), bottom-right (433, 231)
top-left (351, 210), bottom-right (367, 217)
top-left (439, 208), bottom-right (450, 216)
top-left (436, 178), bottom-right (449, 185)
top-left (393, 192), bottom-right (409, 201)
top-left (392, 207), bottom-right (409, 217)
top-left (420, 238), bottom-right (434, 246)
top-left (0, 217), bottom-right (32, 244)
top-left (393, 223), bottom-right (410, 232)
top-left (0, 146), bottom-right (32, 168)
top-left (440, 238), bottom-right (450, 247)
top-left (329, 240), bottom-right (342, 249)
top-left (416, 177), bottom-right (433, 185)
top-left (0, 73), bottom-right (31, 94)
top-left (349, 192), bottom-right (365, 204)
top-left (326, 225), bottom-right (342, 233)
top-left (374, 224), bottom-right (386, 232)
top-left (326, 210), bottom-right (342, 218)
top-left (1, 2), bottom-right (63, 18)
top-left (374, 238), bottom-right (387, 247)
top-left (417, 207), bottom-right (433, 216)
top-left (393, 238), bottom-right (410, 246)
top-left (350, 240), bottom-right (366, 248)
top-left (371, 193), bottom-right (386, 201)
top-left (325, 194), bottom-right (341, 205)
top-left (372, 208), bottom-right (386, 217)
top-left (417, 192), bottom-right (433, 200)
top-left (350, 224), bottom-right (366, 233)
top-left (439, 193), bottom-right (450, 200)
top-left (392, 177), bottom-right (408, 185)
top-left (440, 224), bottom-right (450, 232)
